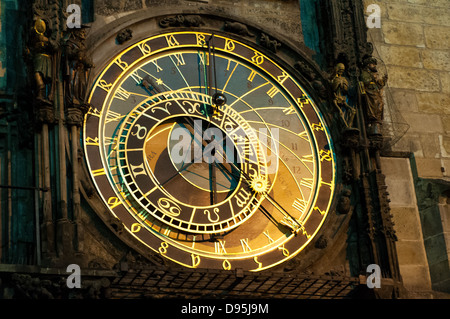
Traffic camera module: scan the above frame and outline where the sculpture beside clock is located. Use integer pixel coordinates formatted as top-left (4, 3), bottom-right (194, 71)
top-left (83, 30), bottom-right (336, 271)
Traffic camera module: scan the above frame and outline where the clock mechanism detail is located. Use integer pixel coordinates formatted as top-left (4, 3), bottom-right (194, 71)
top-left (84, 31), bottom-right (335, 271)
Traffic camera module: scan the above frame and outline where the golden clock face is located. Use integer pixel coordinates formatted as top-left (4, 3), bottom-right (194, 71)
top-left (84, 31), bottom-right (335, 271)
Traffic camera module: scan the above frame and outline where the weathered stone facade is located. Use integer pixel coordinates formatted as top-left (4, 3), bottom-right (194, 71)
top-left (93, 0), bottom-right (303, 44)
top-left (365, 0), bottom-right (450, 295)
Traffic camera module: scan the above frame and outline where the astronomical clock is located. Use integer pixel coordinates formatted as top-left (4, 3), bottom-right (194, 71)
top-left (84, 26), bottom-right (336, 272)
top-left (0, 0), bottom-right (405, 300)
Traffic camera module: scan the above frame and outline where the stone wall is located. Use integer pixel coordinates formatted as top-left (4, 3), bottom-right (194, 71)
top-left (89, 0), bottom-right (303, 45)
top-left (381, 157), bottom-right (432, 296)
top-left (366, 0), bottom-right (450, 177)
top-left (364, 0), bottom-right (450, 295)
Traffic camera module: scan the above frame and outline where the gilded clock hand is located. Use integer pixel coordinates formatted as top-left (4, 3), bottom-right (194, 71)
top-left (207, 34), bottom-right (214, 101)
top-left (204, 132), bottom-right (241, 205)
top-left (157, 160), bottom-right (196, 189)
top-left (169, 119), bottom-right (223, 205)
top-left (176, 111), bottom-right (302, 233)
top-left (257, 201), bottom-right (282, 227)
top-left (209, 156), bottom-right (218, 205)
top-left (214, 161), bottom-right (286, 230)
top-left (180, 115), bottom-right (226, 206)
top-left (213, 150), bottom-right (303, 233)
top-left (262, 195), bottom-right (303, 234)
top-left (207, 34), bottom-right (227, 109)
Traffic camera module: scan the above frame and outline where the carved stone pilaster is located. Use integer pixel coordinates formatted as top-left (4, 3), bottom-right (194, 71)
top-left (321, 0), bottom-right (373, 75)
top-left (35, 103), bottom-right (56, 126)
top-left (374, 171), bottom-right (397, 242)
top-left (65, 107), bottom-right (85, 127)
top-left (56, 218), bottom-right (75, 260)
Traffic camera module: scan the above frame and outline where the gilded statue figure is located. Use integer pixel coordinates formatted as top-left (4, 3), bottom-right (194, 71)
top-left (29, 18), bottom-right (57, 105)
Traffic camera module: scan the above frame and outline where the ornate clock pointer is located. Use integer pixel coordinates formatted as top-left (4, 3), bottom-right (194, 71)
top-left (203, 34), bottom-right (226, 205)
top-left (207, 34), bottom-right (227, 110)
top-left (169, 119), bottom-right (229, 206)
top-left (198, 130), bottom-right (302, 233)
top-left (213, 149), bottom-right (303, 234)
top-left (209, 155), bottom-right (218, 205)
top-left (245, 174), bottom-right (304, 234)
top-left (157, 160), bottom-right (196, 189)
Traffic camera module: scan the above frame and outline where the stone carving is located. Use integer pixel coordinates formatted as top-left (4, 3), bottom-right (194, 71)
top-left (36, 105), bottom-right (56, 125)
top-left (314, 235), bottom-right (328, 249)
top-left (116, 28), bottom-right (133, 44)
top-left (82, 278), bottom-right (112, 299)
top-left (337, 189), bottom-right (352, 214)
top-left (376, 173), bottom-right (397, 241)
top-left (282, 256), bottom-right (302, 272)
top-left (325, 0), bottom-right (374, 78)
top-left (88, 258), bottom-right (109, 270)
top-left (65, 107), bottom-right (85, 127)
top-left (109, 215), bottom-right (125, 235)
top-left (10, 273), bottom-right (55, 299)
top-left (294, 60), bottom-right (327, 99)
top-left (330, 63), bottom-right (356, 128)
top-left (63, 25), bottom-right (93, 113)
top-left (159, 15), bottom-right (204, 28)
top-left (224, 21), bottom-right (255, 37)
top-left (260, 33), bottom-right (281, 53)
top-left (360, 55), bottom-right (388, 135)
top-left (294, 60), bottom-right (315, 81)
